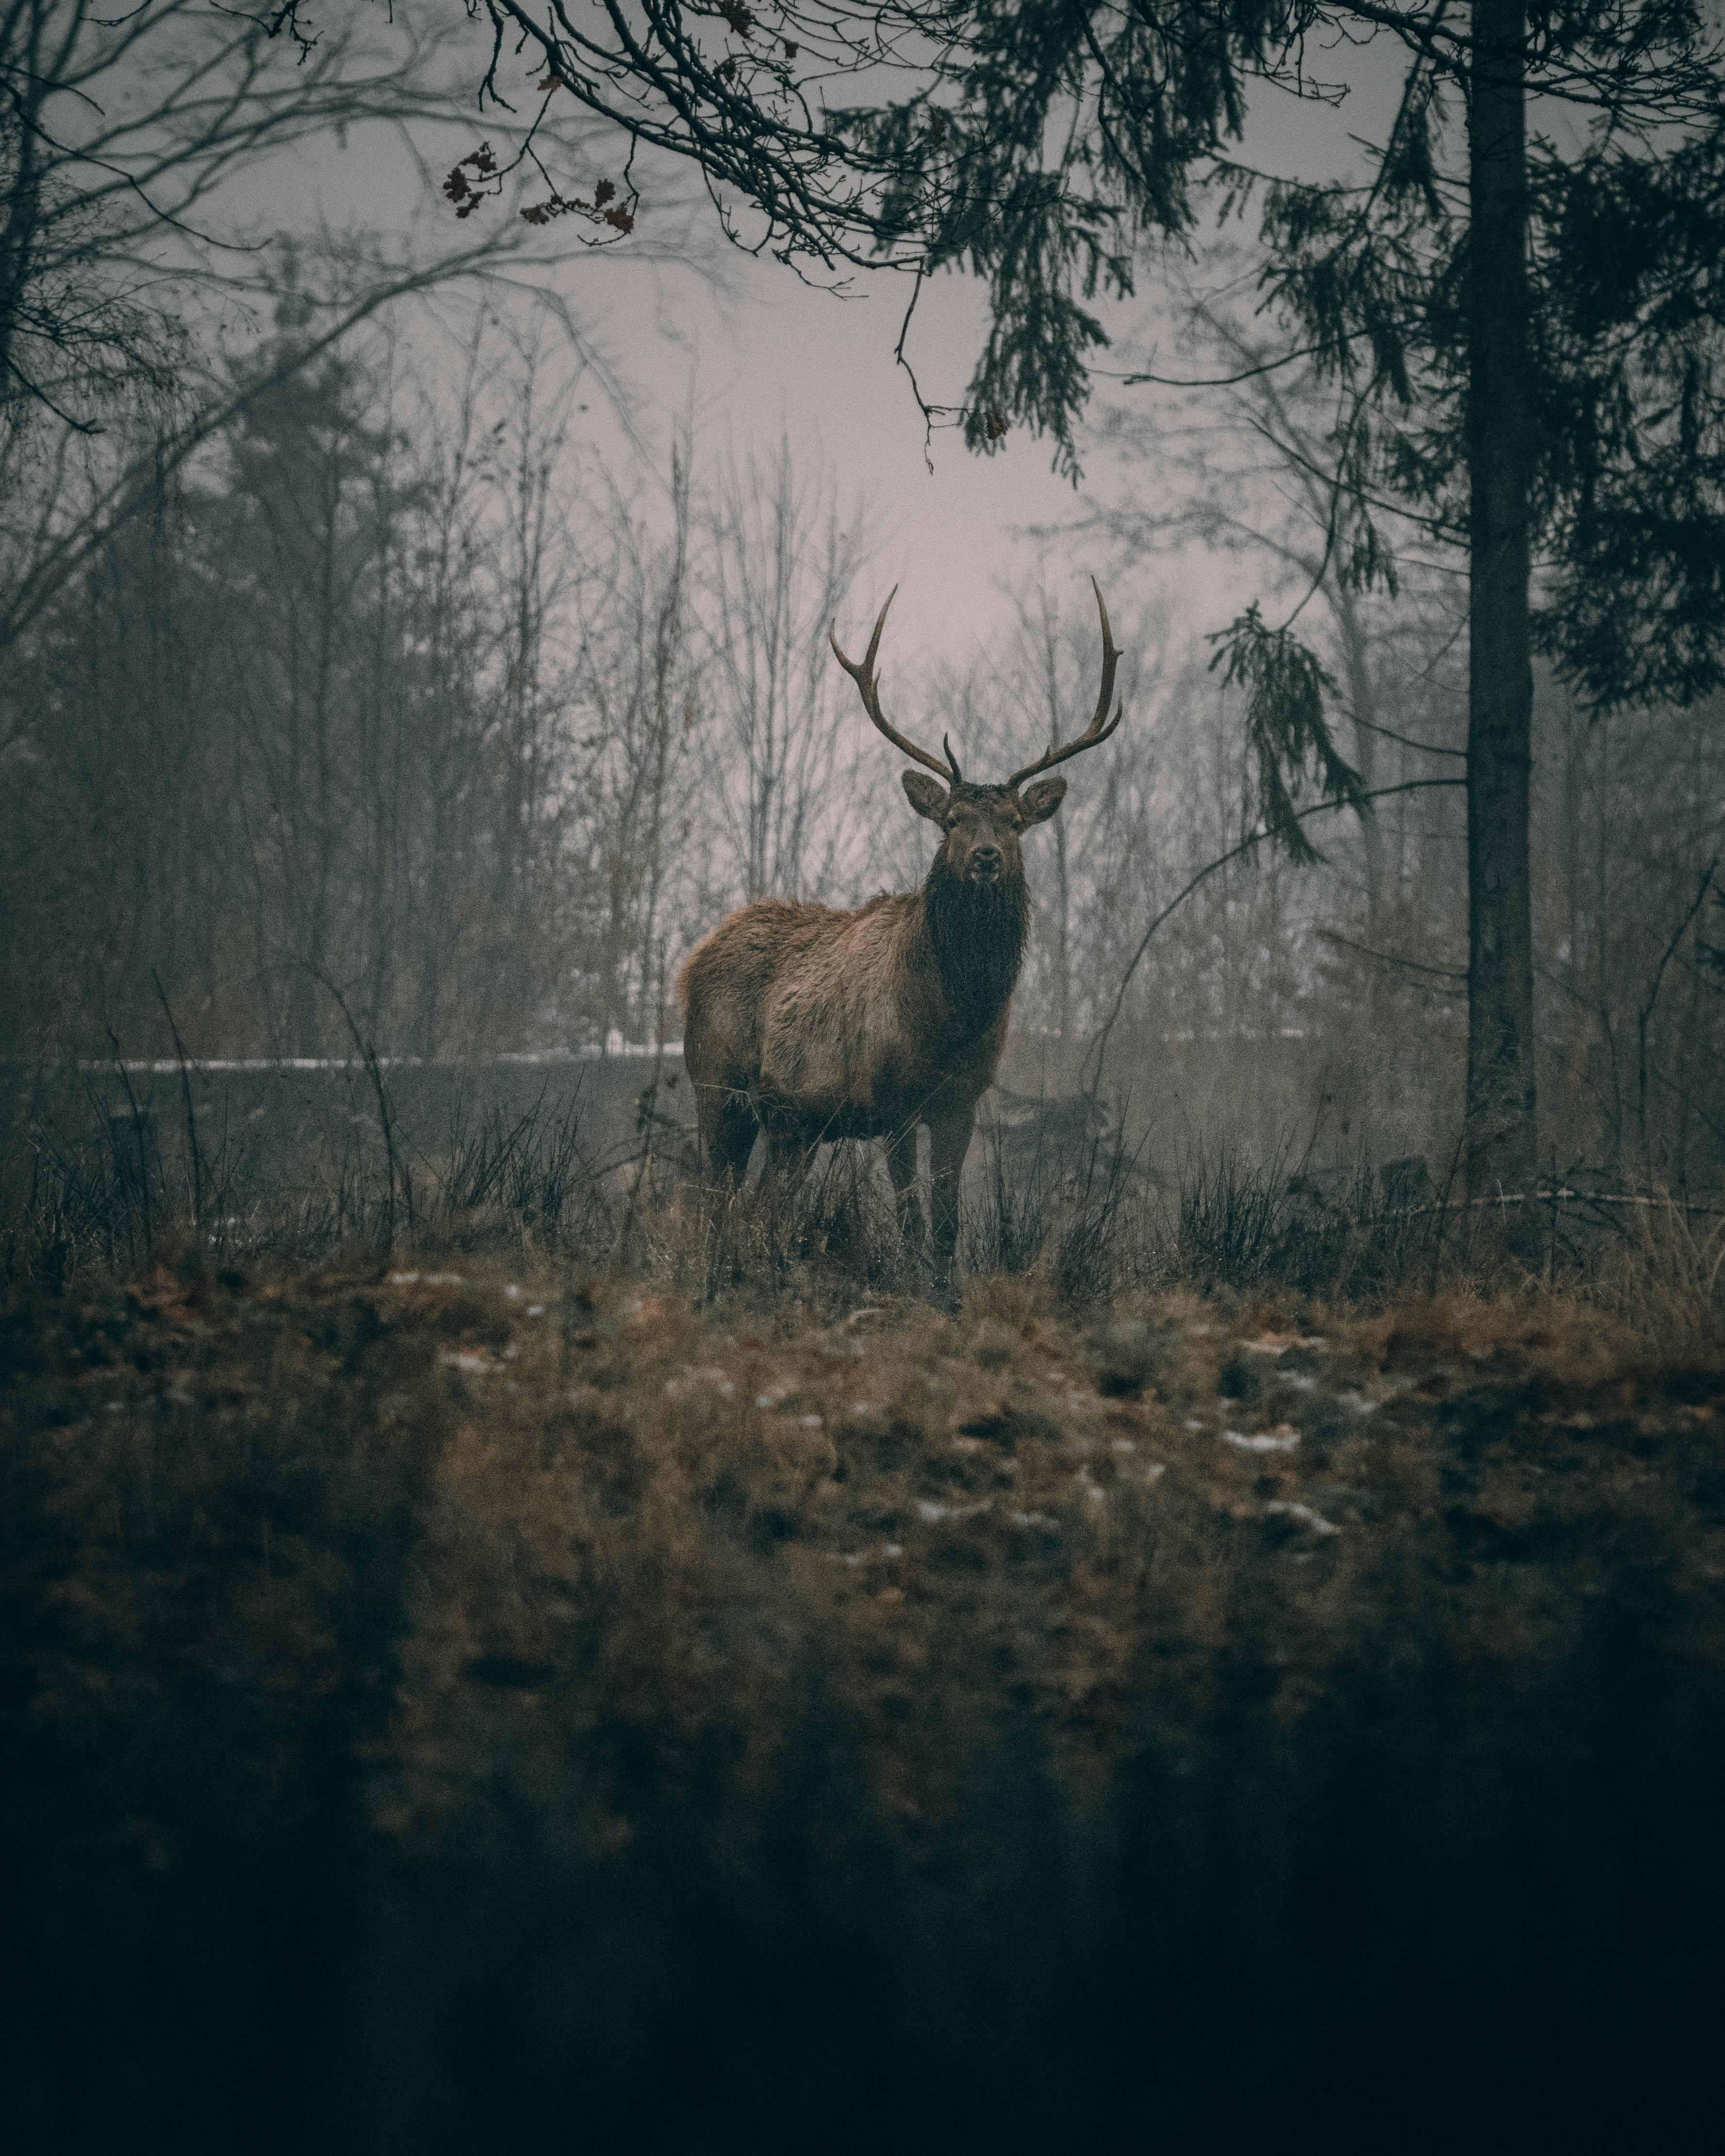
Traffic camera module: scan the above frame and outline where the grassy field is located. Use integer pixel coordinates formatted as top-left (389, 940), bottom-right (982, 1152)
top-left (4, 1223), bottom-right (1723, 2153)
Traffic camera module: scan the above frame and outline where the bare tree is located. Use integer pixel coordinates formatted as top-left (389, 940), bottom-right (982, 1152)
top-left (697, 436), bottom-right (876, 907)
top-left (0, 0), bottom-right (708, 666)
top-left (567, 444), bottom-right (701, 1049)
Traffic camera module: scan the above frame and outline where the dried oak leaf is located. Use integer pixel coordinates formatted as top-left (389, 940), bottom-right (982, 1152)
top-left (594, 178), bottom-right (616, 206)
top-left (443, 142), bottom-right (498, 216)
top-left (603, 205), bottom-right (635, 233)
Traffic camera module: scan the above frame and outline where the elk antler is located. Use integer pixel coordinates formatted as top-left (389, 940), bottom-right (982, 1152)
top-left (830, 587), bottom-right (961, 782)
top-left (1004, 578), bottom-right (1124, 792)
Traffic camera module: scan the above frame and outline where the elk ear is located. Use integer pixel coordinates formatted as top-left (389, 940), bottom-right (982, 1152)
top-left (1017, 775), bottom-right (1068, 826)
top-left (902, 770), bottom-right (949, 821)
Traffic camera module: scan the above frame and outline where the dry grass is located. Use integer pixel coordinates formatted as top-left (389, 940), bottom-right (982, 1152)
top-left (4, 1241), bottom-right (1723, 2152)
top-left (13, 1069), bottom-right (1725, 1336)
top-left (1584, 1194), bottom-right (1725, 1347)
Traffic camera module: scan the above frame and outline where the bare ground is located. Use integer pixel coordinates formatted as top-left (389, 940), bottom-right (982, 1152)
top-left (4, 1254), bottom-right (1723, 2152)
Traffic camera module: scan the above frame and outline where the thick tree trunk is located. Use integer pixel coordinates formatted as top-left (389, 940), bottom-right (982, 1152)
top-left (1465, 0), bottom-right (1538, 1213)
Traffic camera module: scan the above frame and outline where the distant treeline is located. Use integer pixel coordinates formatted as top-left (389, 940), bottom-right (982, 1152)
top-left (2, 294), bottom-right (1723, 1185)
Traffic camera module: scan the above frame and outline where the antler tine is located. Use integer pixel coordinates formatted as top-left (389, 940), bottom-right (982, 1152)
top-left (829, 587), bottom-right (957, 781)
top-left (1004, 576), bottom-right (1125, 792)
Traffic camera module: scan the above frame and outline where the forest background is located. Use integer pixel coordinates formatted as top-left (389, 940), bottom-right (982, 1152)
top-left (4, 0), bottom-right (1723, 1203)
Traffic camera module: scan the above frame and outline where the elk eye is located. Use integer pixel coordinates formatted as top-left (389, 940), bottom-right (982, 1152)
top-left (945, 815), bottom-right (959, 831)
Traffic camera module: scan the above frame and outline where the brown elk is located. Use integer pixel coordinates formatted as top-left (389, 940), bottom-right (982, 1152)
top-left (677, 579), bottom-right (1124, 1300)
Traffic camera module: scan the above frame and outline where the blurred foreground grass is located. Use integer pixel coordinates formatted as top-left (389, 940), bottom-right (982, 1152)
top-left (4, 1251), bottom-right (1723, 2152)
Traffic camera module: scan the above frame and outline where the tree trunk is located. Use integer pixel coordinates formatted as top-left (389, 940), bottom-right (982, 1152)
top-left (1464, 0), bottom-right (1538, 1213)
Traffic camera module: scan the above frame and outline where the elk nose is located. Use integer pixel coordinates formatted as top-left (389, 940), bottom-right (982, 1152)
top-left (970, 844), bottom-right (1002, 877)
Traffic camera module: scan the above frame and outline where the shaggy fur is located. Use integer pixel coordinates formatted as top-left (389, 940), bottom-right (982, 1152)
top-left (923, 851), bottom-right (1028, 1042)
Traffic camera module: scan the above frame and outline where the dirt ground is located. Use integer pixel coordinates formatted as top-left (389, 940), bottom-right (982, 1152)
top-left (5, 1255), bottom-right (1723, 2152)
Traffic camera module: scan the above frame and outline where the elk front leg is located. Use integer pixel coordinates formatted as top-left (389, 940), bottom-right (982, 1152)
top-left (691, 1081), bottom-right (759, 1295)
top-left (697, 1083), bottom-right (758, 1196)
top-left (762, 1121), bottom-right (817, 1230)
top-left (885, 1121), bottom-right (925, 1259)
top-left (926, 1107), bottom-right (974, 1308)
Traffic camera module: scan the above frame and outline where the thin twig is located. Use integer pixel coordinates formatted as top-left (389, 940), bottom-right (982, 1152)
top-left (103, 1019), bottom-right (153, 1259)
top-left (152, 968), bottom-right (205, 1230)
top-left (1638, 858), bottom-right (1719, 1186)
top-left (302, 965), bottom-right (405, 1257)
top-left (1084, 777), bottom-right (1464, 1090)
top-left (1316, 929), bottom-right (1466, 981)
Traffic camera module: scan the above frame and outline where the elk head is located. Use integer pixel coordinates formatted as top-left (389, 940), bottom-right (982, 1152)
top-left (829, 578), bottom-right (1124, 888)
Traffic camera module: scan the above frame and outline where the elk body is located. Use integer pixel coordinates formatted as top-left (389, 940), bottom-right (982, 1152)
top-left (678, 581), bottom-right (1125, 1299)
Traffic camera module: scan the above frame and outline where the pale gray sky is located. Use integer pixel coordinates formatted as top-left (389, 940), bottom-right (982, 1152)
top-left (242, 19), bottom-right (1408, 670)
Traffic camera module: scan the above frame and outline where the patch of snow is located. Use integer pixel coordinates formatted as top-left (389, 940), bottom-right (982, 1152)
top-left (799, 1413), bottom-right (823, 1428)
top-left (1221, 1428), bottom-right (1301, 1453)
top-left (884, 1542), bottom-right (904, 1557)
top-left (1265, 1500), bottom-right (1341, 1536)
top-left (439, 1351), bottom-right (492, 1374)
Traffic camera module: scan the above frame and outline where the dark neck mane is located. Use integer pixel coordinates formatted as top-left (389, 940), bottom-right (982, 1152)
top-left (921, 855), bottom-right (1029, 1040)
